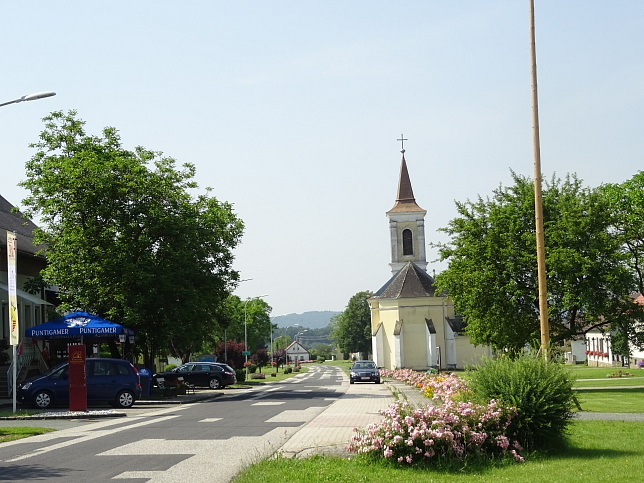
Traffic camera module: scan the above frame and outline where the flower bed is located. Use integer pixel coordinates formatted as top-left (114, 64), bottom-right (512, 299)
top-left (347, 400), bottom-right (523, 464)
top-left (608, 371), bottom-right (633, 378)
top-left (349, 368), bottom-right (524, 464)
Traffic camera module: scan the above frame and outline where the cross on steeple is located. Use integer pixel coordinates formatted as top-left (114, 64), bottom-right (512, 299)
top-left (397, 134), bottom-right (408, 153)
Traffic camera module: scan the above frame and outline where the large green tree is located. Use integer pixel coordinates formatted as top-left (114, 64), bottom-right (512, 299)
top-left (330, 291), bottom-right (373, 357)
top-left (435, 172), bottom-right (644, 352)
top-left (600, 171), bottom-right (644, 352)
top-left (20, 110), bottom-right (244, 367)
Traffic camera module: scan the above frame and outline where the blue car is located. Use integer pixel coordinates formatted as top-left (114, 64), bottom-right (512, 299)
top-left (17, 358), bottom-right (142, 409)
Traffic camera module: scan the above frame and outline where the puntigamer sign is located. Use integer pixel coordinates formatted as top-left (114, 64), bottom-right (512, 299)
top-left (25, 312), bottom-right (133, 340)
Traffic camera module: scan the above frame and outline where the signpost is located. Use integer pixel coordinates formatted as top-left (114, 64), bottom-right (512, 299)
top-left (68, 345), bottom-right (87, 411)
top-left (7, 231), bottom-right (18, 413)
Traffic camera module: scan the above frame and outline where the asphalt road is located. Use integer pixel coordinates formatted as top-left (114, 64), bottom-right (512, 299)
top-left (0, 364), bottom-right (347, 483)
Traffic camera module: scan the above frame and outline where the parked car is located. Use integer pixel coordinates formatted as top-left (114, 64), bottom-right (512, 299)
top-left (17, 358), bottom-right (142, 409)
top-left (152, 362), bottom-right (237, 389)
top-left (349, 360), bottom-right (381, 384)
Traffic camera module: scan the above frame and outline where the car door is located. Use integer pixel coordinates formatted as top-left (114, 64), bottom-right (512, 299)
top-left (192, 364), bottom-right (217, 386)
top-left (86, 360), bottom-right (109, 401)
top-left (47, 364), bottom-right (70, 402)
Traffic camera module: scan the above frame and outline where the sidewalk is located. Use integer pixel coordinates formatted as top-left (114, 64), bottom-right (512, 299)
top-left (277, 377), bottom-right (431, 459)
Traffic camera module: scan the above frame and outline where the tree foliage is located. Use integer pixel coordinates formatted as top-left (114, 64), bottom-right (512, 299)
top-left (330, 291), bottom-right (373, 356)
top-left (20, 111), bottom-right (244, 367)
top-left (435, 171), bottom-right (644, 352)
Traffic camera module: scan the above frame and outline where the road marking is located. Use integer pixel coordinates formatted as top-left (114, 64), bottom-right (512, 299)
top-left (4, 414), bottom-right (181, 462)
top-left (198, 418), bottom-right (222, 422)
top-left (252, 401), bottom-right (285, 406)
top-left (265, 406), bottom-right (326, 423)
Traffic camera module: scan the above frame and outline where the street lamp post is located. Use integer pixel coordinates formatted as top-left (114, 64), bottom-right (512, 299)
top-left (3, 89), bottom-right (55, 415)
top-left (0, 91), bottom-right (56, 108)
top-left (244, 294), bottom-right (268, 379)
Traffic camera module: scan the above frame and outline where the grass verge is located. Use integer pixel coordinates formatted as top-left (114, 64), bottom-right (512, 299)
top-left (574, 387), bottom-right (644, 412)
top-left (233, 420), bottom-right (644, 482)
top-left (0, 426), bottom-right (55, 443)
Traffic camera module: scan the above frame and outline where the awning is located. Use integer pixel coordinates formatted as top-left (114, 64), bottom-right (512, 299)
top-left (26, 311), bottom-right (134, 339)
top-left (0, 281), bottom-right (52, 305)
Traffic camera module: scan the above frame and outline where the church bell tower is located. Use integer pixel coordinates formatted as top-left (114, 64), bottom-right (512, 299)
top-left (386, 144), bottom-right (428, 275)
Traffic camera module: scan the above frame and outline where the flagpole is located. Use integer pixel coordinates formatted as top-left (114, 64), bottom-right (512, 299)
top-left (529, 0), bottom-right (549, 358)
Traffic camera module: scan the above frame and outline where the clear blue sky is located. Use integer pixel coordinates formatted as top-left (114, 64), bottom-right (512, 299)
top-left (2, 2), bottom-right (642, 317)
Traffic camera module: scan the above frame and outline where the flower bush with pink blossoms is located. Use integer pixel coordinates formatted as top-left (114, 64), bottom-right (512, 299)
top-left (350, 368), bottom-right (525, 464)
top-left (347, 399), bottom-right (524, 464)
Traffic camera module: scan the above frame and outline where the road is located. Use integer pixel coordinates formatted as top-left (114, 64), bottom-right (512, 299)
top-left (0, 364), bottom-right (347, 483)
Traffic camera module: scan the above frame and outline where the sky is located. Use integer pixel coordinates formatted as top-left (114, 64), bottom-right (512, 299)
top-left (2, 2), bottom-right (642, 317)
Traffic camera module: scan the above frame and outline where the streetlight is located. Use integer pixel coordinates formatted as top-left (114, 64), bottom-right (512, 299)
top-left (244, 294), bottom-right (268, 379)
top-left (3, 89), bottom-right (55, 415)
top-left (0, 91), bottom-right (56, 108)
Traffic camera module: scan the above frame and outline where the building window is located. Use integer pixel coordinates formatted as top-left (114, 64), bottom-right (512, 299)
top-left (402, 229), bottom-right (413, 256)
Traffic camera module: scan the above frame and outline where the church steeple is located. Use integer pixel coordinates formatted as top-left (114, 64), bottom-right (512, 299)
top-left (389, 153), bottom-right (424, 214)
top-left (386, 145), bottom-right (428, 275)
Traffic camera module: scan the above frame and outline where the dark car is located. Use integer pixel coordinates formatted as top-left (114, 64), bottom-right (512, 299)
top-left (349, 360), bottom-right (381, 384)
top-left (153, 362), bottom-right (237, 390)
top-left (17, 358), bottom-right (142, 409)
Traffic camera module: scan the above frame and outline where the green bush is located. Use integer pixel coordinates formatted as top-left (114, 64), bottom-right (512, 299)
top-left (235, 368), bottom-right (245, 382)
top-left (163, 364), bottom-right (177, 371)
top-left (467, 354), bottom-right (576, 450)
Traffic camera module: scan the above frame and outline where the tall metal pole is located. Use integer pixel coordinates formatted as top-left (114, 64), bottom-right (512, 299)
top-left (529, 0), bottom-right (550, 358)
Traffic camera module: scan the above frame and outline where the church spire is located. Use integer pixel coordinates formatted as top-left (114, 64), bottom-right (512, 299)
top-left (386, 137), bottom-right (428, 275)
top-left (389, 151), bottom-right (424, 214)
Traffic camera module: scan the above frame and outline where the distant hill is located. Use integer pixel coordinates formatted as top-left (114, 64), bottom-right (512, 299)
top-left (272, 311), bottom-right (340, 330)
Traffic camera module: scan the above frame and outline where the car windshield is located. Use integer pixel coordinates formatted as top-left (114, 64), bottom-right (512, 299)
top-left (354, 362), bottom-right (376, 369)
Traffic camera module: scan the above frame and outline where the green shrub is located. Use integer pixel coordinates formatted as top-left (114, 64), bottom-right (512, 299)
top-left (163, 364), bottom-right (177, 371)
top-left (317, 356), bottom-right (326, 363)
top-left (235, 368), bottom-right (245, 382)
top-left (467, 354), bottom-right (576, 450)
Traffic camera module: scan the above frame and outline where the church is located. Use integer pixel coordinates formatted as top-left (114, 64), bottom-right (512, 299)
top-left (369, 148), bottom-right (490, 371)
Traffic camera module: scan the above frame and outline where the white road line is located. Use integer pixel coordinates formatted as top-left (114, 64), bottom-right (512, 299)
top-left (4, 414), bottom-right (182, 462)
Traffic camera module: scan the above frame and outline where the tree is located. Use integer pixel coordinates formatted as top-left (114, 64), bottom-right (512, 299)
top-left (214, 340), bottom-right (245, 369)
top-left (601, 171), bottom-right (644, 352)
top-left (330, 291), bottom-right (373, 357)
top-left (272, 334), bottom-right (291, 351)
top-left (20, 111), bottom-right (244, 368)
top-left (435, 172), bottom-right (644, 352)
top-left (601, 171), bottom-right (644, 294)
top-left (250, 348), bottom-right (269, 373)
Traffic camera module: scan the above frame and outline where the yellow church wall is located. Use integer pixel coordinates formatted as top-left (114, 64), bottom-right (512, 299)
top-left (374, 301), bottom-right (400, 369)
top-left (372, 296), bottom-right (454, 370)
top-left (454, 338), bottom-right (492, 368)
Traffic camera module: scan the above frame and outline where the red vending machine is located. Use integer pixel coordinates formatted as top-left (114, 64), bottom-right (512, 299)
top-left (68, 344), bottom-right (87, 411)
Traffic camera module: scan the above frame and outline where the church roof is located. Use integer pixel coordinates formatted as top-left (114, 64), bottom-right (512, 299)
top-left (0, 194), bottom-right (45, 257)
top-left (373, 261), bottom-right (436, 299)
top-left (387, 153), bottom-right (425, 214)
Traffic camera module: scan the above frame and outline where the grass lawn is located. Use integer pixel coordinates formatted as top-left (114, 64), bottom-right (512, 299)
top-left (574, 377), bottom-right (644, 388)
top-left (569, 366), bottom-right (643, 379)
top-left (0, 426), bottom-right (55, 443)
top-left (233, 420), bottom-right (644, 482)
top-left (575, 387), bottom-right (644, 413)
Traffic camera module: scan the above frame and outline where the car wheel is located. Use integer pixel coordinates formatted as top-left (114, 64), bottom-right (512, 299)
top-left (375, 378), bottom-right (381, 384)
top-left (209, 377), bottom-right (221, 389)
top-left (33, 390), bottom-right (53, 409)
top-left (115, 390), bottom-right (135, 408)
top-left (349, 378), bottom-right (354, 384)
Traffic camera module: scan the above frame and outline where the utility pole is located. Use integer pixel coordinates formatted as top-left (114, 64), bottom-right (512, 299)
top-left (529, 0), bottom-right (550, 358)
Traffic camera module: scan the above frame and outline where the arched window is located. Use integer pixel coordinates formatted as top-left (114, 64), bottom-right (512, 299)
top-left (402, 229), bottom-right (413, 256)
